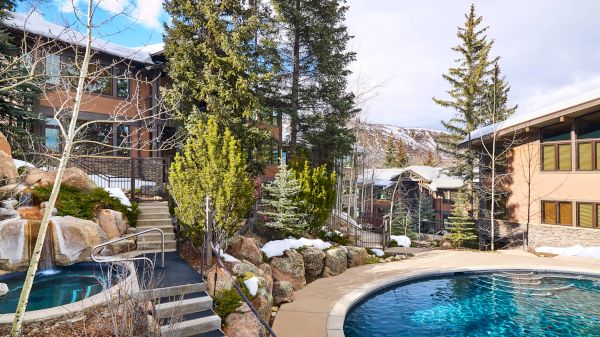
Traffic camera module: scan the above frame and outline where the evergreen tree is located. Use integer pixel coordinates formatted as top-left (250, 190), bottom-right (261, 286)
top-left (413, 194), bottom-right (435, 232)
top-left (0, 0), bottom-right (42, 156)
top-left (395, 138), bottom-right (408, 167)
top-left (383, 136), bottom-right (396, 167)
top-left (260, 162), bottom-right (306, 237)
top-left (391, 199), bottom-right (414, 238)
top-left (433, 4), bottom-right (494, 182)
top-left (481, 61), bottom-right (517, 125)
top-left (163, 0), bottom-right (279, 170)
top-left (169, 116), bottom-right (254, 244)
top-left (293, 160), bottom-right (336, 233)
top-left (384, 136), bottom-right (408, 168)
top-left (445, 190), bottom-right (477, 248)
top-left (272, 0), bottom-right (358, 166)
top-left (422, 150), bottom-right (437, 167)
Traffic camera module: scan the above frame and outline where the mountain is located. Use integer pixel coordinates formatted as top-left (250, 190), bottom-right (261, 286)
top-left (354, 122), bottom-right (451, 167)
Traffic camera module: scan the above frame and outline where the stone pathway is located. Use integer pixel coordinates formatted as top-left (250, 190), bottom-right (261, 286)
top-left (272, 249), bottom-right (600, 337)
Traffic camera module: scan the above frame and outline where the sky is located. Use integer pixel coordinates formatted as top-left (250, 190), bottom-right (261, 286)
top-left (18, 0), bottom-right (600, 131)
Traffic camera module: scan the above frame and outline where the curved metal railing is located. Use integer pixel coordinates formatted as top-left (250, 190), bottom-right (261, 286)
top-left (91, 227), bottom-right (165, 269)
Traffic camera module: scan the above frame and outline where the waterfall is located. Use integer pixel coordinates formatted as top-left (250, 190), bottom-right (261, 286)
top-left (18, 192), bottom-right (33, 207)
top-left (38, 225), bottom-right (54, 271)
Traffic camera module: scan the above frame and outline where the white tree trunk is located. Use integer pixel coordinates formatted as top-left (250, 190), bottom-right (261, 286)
top-left (11, 3), bottom-right (93, 335)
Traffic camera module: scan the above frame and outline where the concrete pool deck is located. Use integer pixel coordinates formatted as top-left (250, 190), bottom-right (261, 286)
top-left (271, 249), bottom-right (600, 337)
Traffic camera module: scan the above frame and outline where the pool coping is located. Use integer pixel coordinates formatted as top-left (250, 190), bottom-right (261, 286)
top-left (0, 261), bottom-right (139, 324)
top-left (326, 266), bottom-right (600, 337)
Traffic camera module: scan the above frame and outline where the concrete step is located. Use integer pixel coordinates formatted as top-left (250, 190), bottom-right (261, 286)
top-left (156, 296), bottom-right (213, 319)
top-left (138, 207), bottom-right (170, 214)
top-left (138, 283), bottom-right (207, 300)
top-left (137, 219), bottom-right (173, 227)
top-left (160, 315), bottom-right (221, 337)
top-left (139, 201), bottom-right (168, 206)
top-left (139, 212), bottom-right (172, 220)
top-left (134, 224), bottom-right (175, 232)
top-left (137, 240), bottom-right (177, 250)
top-left (138, 232), bottom-right (176, 241)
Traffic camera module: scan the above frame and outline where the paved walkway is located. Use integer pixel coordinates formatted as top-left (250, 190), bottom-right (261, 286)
top-left (134, 251), bottom-right (202, 288)
top-left (272, 249), bottom-right (600, 337)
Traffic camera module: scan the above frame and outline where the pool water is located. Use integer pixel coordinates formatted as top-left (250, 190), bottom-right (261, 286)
top-left (344, 272), bottom-right (600, 337)
top-left (0, 263), bottom-right (122, 313)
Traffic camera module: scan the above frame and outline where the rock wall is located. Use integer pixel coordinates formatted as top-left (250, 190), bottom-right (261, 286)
top-left (528, 223), bottom-right (600, 247)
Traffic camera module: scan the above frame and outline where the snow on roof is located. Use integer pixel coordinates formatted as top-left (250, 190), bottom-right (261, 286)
top-left (134, 42), bottom-right (164, 55)
top-left (464, 87), bottom-right (600, 144)
top-left (358, 166), bottom-right (463, 192)
top-left (358, 168), bottom-right (405, 187)
top-left (3, 12), bottom-right (155, 64)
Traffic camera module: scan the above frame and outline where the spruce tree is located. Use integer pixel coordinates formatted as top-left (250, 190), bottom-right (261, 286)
top-left (413, 194), bottom-right (435, 232)
top-left (293, 160), bottom-right (336, 233)
top-left (446, 190), bottom-right (477, 248)
top-left (433, 4), bottom-right (494, 182)
top-left (395, 138), bottom-right (408, 167)
top-left (422, 150), bottom-right (437, 167)
top-left (272, 0), bottom-right (358, 166)
top-left (383, 136), bottom-right (396, 167)
top-left (481, 61), bottom-right (517, 125)
top-left (0, 0), bottom-right (42, 156)
top-left (260, 162), bottom-right (306, 237)
top-left (163, 0), bottom-right (279, 170)
top-left (384, 136), bottom-right (408, 168)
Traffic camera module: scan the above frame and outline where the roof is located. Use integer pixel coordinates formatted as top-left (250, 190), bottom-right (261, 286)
top-left (358, 168), bottom-right (404, 188)
top-left (2, 12), bottom-right (156, 64)
top-left (462, 87), bottom-right (600, 144)
top-left (358, 166), bottom-right (464, 192)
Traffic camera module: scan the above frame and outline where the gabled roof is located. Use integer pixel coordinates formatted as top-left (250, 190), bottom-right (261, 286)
top-left (2, 12), bottom-right (156, 64)
top-left (358, 166), bottom-right (464, 192)
top-left (462, 87), bottom-right (600, 144)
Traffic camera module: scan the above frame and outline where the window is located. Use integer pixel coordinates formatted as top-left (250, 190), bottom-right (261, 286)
top-left (116, 67), bottom-right (129, 98)
top-left (76, 122), bottom-right (114, 155)
top-left (542, 123), bottom-right (571, 142)
top-left (578, 203), bottom-right (594, 228)
top-left (485, 194), bottom-right (508, 220)
top-left (443, 191), bottom-right (457, 204)
top-left (44, 118), bottom-right (61, 152)
top-left (578, 142), bottom-right (593, 170)
top-left (577, 112), bottom-right (600, 139)
top-left (542, 201), bottom-right (572, 225)
top-left (575, 112), bottom-right (600, 171)
top-left (45, 54), bottom-right (60, 84)
top-left (542, 145), bottom-right (555, 171)
top-left (542, 143), bottom-right (572, 171)
top-left (87, 63), bottom-right (113, 95)
top-left (116, 124), bottom-right (130, 156)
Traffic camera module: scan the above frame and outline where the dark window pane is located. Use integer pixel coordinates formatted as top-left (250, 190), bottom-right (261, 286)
top-left (116, 67), bottom-right (129, 98)
top-left (76, 122), bottom-right (113, 155)
top-left (577, 112), bottom-right (600, 139)
top-left (116, 124), bottom-right (130, 156)
top-left (88, 64), bottom-right (113, 95)
top-left (542, 123), bottom-right (571, 142)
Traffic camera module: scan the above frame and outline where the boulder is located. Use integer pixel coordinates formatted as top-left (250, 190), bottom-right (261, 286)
top-left (346, 246), bottom-right (368, 268)
top-left (258, 263), bottom-right (273, 294)
top-left (50, 216), bottom-right (108, 265)
top-left (301, 246), bottom-right (325, 282)
top-left (228, 236), bottom-right (263, 266)
top-left (0, 199), bottom-right (19, 221)
top-left (100, 239), bottom-right (136, 256)
top-left (206, 265), bottom-right (234, 295)
top-left (0, 132), bottom-right (11, 158)
top-left (96, 209), bottom-right (127, 240)
top-left (24, 167), bottom-right (96, 190)
top-left (231, 260), bottom-right (260, 278)
top-left (0, 282), bottom-right (8, 297)
top-left (269, 249), bottom-right (306, 291)
top-left (0, 218), bottom-right (29, 271)
top-left (0, 151), bottom-right (18, 186)
top-left (322, 247), bottom-right (348, 277)
top-left (224, 303), bottom-right (267, 337)
top-left (250, 277), bottom-right (272, 322)
top-left (273, 281), bottom-right (295, 305)
top-left (0, 183), bottom-right (27, 200)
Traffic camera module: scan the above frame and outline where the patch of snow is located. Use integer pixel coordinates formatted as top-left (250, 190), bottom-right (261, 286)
top-left (104, 187), bottom-right (131, 208)
top-left (219, 249), bottom-right (241, 262)
top-left (535, 245), bottom-right (600, 259)
top-left (13, 159), bottom-right (34, 169)
top-left (89, 174), bottom-right (156, 190)
top-left (261, 238), bottom-right (332, 258)
top-left (390, 235), bottom-right (411, 248)
top-left (335, 211), bottom-right (358, 228)
top-left (371, 248), bottom-right (384, 257)
top-left (244, 277), bottom-right (259, 296)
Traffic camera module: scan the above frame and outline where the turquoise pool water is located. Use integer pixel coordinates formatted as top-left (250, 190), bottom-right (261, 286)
top-left (344, 271), bottom-right (600, 337)
top-left (0, 263), bottom-right (123, 313)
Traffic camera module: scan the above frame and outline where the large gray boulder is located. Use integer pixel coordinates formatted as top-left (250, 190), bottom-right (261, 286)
top-left (224, 303), bottom-right (267, 337)
top-left (346, 246), bottom-right (368, 268)
top-left (273, 281), bottom-right (295, 305)
top-left (51, 216), bottom-right (108, 265)
top-left (0, 218), bottom-right (29, 270)
top-left (322, 247), bottom-right (348, 277)
top-left (301, 246), bottom-right (325, 282)
top-left (269, 249), bottom-right (306, 291)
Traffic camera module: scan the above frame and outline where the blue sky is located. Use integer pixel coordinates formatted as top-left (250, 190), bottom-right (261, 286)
top-left (17, 0), bottom-right (600, 130)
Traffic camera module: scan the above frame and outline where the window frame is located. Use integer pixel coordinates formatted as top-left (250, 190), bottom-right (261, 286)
top-left (541, 200), bottom-right (573, 226)
top-left (576, 202), bottom-right (600, 228)
top-left (541, 141), bottom-right (572, 172)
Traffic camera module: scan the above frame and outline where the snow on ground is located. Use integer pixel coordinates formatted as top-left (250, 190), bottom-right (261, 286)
top-left (261, 238), bottom-right (332, 258)
top-left (337, 211), bottom-right (358, 228)
top-left (89, 174), bottom-right (156, 190)
top-left (13, 159), bottom-right (34, 169)
top-left (104, 187), bottom-right (131, 208)
top-left (390, 235), bottom-right (411, 248)
top-left (535, 245), bottom-right (600, 259)
top-left (371, 248), bottom-right (384, 257)
top-left (221, 251), bottom-right (240, 263)
top-left (244, 277), bottom-right (259, 296)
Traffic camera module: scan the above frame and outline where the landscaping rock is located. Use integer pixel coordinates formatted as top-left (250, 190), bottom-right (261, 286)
top-left (96, 209), bottom-right (127, 240)
top-left (224, 303), bottom-right (267, 337)
top-left (24, 167), bottom-right (96, 191)
top-left (0, 151), bottom-right (18, 186)
top-left (322, 246), bottom-right (348, 277)
top-left (0, 199), bottom-right (19, 221)
top-left (0, 282), bottom-right (8, 296)
top-left (39, 202), bottom-right (58, 217)
top-left (0, 218), bottom-right (29, 271)
top-left (99, 239), bottom-right (136, 256)
top-left (258, 263), bottom-right (273, 293)
top-left (228, 236), bottom-right (263, 266)
top-left (206, 265), bottom-right (234, 295)
top-left (442, 241), bottom-right (453, 249)
top-left (269, 249), bottom-right (306, 291)
top-left (0, 183), bottom-right (27, 199)
top-left (301, 246), bottom-right (325, 282)
top-left (50, 216), bottom-right (108, 265)
top-left (250, 277), bottom-right (273, 322)
top-left (0, 132), bottom-right (11, 158)
top-left (231, 260), bottom-right (261, 278)
top-left (273, 281), bottom-right (295, 305)
top-left (346, 246), bottom-right (367, 268)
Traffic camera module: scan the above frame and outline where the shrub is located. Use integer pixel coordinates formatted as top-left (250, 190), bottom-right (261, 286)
top-left (32, 185), bottom-right (140, 226)
top-left (213, 276), bottom-right (255, 322)
top-left (389, 239), bottom-right (398, 247)
top-left (366, 256), bottom-right (380, 264)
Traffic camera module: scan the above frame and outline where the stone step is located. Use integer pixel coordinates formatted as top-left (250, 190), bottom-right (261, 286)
top-left (139, 201), bottom-right (168, 206)
top-left (138, 206), bottom-right (170, 214)
top-left (138, 283), bottom-right (207, 300)
top-left (137, 219), bottom-right (173, 227)
top-left (138, 232), bottom-right (176, 241)
top-left (156, 296), bottom-right (213, 319)
top-left (137, 240), bottom-right (177, 250)
top-left (160, 315), bottom-right (221, 337)
top-left (139, 212), bottom-right (172, 220)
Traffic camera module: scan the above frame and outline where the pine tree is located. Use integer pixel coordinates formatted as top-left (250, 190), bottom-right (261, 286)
top-left (260, 162), bottom-right (306, 237)
top-left (446, 190), bottom-right (477, 248)
top-left (395, 138), bottom-right (408, 167)
top-left (293, 160), bottom-right (336, 233)
top-left (169, 116), bottom-right (254, 244)
top-left (433, 4), bottom-right (494, 182)
top-left (422, 150), bottom-right (437, 167)
top-left (163, 0), bottom-right (279, 170)
top-left (384, 136), bottom-right (396, 167)
top-left (481, 61), bottom-right (517, 125)
top-left (272, 0), bottom-right (358, 166)
top-left (413, 194), bottom-right (435, 232)
top-left (391, 199), bottom-right (414, 238)
top-left (384, 136), bottom-right (408, 168)
top-left (0, 0), bottom-right (42, 156)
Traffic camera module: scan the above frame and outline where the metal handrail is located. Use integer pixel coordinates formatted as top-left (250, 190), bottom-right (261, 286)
top-left (91, 228), bottom-right (165, 269)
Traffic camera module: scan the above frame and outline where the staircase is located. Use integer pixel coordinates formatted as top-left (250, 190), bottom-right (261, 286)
top-left (136, 201), bottom-right (177, 251)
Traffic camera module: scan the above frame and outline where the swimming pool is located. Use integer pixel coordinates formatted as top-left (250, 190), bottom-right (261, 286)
top-left (0, 263), bottom-right (124, 313)
top-left (344, 271), bottom-right (600, 337)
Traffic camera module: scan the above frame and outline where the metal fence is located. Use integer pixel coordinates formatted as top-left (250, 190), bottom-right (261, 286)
top-left (326, 211), bottom-right (391, 249)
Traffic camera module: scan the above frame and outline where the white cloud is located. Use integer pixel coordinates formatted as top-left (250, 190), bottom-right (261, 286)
top-left (133, 0), bottom-right (162, 29)
top-left (56, 0), bottom-right (164, 29)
